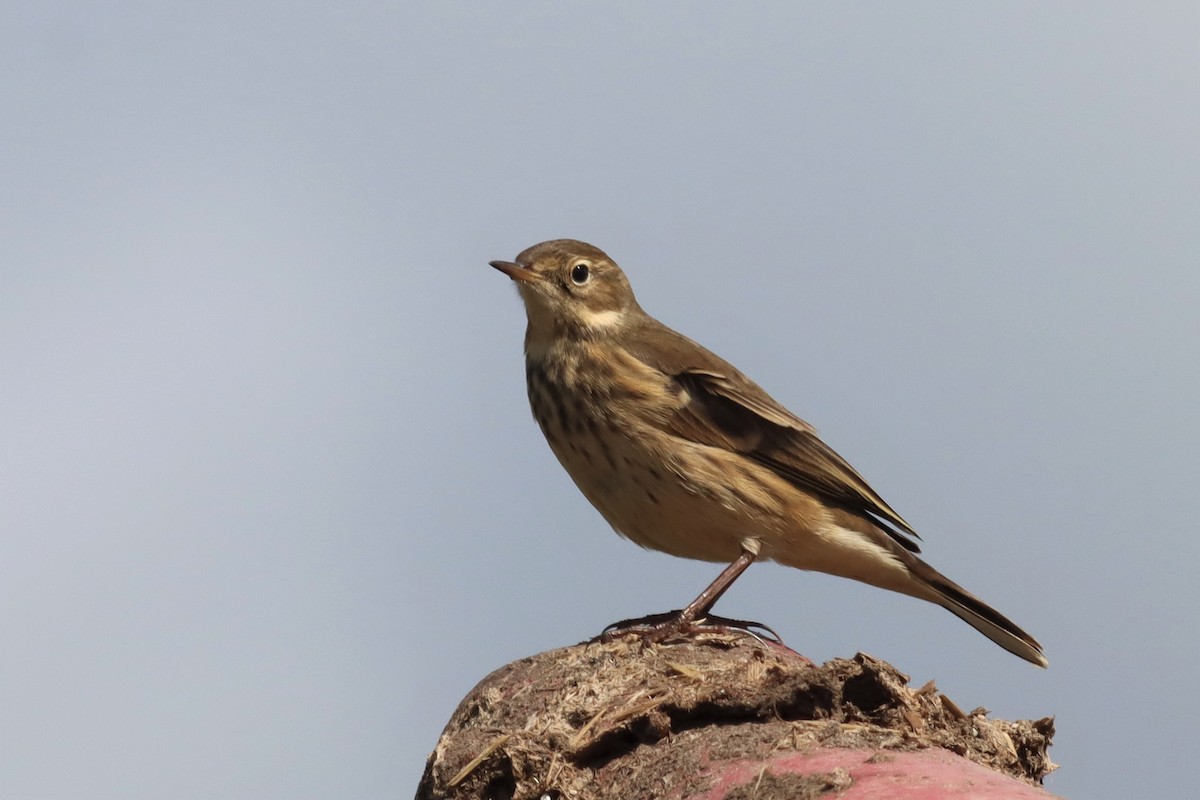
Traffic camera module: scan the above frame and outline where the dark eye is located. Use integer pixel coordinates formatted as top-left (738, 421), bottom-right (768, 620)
top-left (570, 262), bottom-right (590, 285)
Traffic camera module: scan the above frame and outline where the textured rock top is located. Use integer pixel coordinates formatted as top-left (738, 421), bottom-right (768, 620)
top-left (416, 635), bottom-right (1056, 799)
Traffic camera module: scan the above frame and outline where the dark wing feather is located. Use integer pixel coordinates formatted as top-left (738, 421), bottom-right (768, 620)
top-left (625, 318), bottom-right (921, 552)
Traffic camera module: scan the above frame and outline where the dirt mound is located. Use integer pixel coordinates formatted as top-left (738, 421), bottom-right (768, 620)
top-left (416, 634), bottom-right (1056, 799)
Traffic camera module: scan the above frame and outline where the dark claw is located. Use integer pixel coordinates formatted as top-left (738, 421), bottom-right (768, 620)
top-left (593, 610), bottom-right (783, 646)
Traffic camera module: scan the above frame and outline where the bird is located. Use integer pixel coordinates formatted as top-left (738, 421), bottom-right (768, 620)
top-left (490, 239), bottom-right (1047, 667)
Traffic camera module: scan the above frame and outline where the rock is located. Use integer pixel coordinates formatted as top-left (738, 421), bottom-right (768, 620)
top-left (416, 634), bottom-right (1057, 799)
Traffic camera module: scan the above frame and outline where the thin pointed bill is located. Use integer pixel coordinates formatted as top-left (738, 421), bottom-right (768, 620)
top-left (489, 260), bottom-right (542, 283)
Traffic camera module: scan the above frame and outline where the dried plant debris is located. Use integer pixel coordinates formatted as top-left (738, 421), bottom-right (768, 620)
top-left (415, 636), bottom-right (1056, 800)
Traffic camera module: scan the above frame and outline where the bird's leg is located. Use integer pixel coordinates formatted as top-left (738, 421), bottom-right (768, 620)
top-left (677, 549), bottom-right (756, 622)
top-left (596, 549), bottom-right (781, 644)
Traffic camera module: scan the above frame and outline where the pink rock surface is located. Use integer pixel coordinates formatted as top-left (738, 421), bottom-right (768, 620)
top-left (700, 748), bottom-right (1059, 799)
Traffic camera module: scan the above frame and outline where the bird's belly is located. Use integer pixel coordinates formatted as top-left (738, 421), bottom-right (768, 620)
top-left (539, 418), bottom-right (790, 563)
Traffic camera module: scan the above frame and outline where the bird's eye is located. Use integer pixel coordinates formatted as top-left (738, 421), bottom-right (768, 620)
top-left (570, 262), bottom-right (590, 285)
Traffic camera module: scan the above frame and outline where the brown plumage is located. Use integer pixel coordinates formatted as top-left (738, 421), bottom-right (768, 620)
top-left (492, 239), bottom-right (1046, 667)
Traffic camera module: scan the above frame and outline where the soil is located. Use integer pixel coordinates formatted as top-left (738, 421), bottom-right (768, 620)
top-left (415, 634), bottom-right (1056, 800)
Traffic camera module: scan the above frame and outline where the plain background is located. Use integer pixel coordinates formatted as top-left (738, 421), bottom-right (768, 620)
top-left (2, 3), bottom-right (1197, 798)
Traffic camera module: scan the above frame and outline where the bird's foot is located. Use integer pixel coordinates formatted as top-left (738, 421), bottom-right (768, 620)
top-left (594, 610), bottom-right (782, 646)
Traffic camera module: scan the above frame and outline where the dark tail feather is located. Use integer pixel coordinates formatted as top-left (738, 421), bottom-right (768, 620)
top-left (919, 566), bottom-right (1047, 667)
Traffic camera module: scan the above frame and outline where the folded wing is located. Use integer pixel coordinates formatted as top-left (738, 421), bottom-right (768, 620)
top-left (625, 320), bottom-right (921, 553)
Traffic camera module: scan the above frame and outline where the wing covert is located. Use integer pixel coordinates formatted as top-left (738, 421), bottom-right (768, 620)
top-left (623, 318), bottom-right (920, 551)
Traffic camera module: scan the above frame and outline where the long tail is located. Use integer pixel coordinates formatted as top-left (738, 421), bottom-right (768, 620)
top-left (776, 516), bottom-right (1047, 667)
top-left (908, 557), bottom-right (1048, 668)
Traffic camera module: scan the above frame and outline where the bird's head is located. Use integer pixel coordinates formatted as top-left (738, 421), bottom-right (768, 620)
top-left (490, 239), bottom-right (640, 339)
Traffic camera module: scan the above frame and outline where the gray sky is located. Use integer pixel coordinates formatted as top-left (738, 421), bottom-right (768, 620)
top-left (2, 3), bottom-right (1197, 798)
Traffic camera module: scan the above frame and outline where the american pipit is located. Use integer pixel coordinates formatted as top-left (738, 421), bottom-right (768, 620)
top-left (491, 239), bottom-right (1046, 667)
